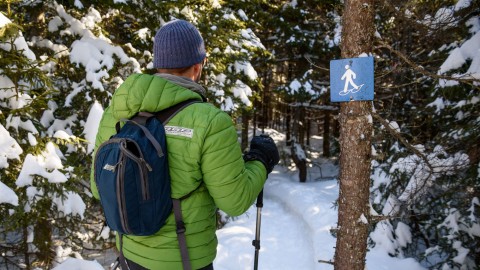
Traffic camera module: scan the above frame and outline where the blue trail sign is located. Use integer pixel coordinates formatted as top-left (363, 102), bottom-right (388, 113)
top-left (330, 56), bottom-right (374, 102)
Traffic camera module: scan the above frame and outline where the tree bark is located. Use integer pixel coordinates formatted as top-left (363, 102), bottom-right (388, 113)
top-left (241, 109), bottom-right (249, 152)
top-left (306, 117), bottom-right (311, 147)
top-left (333, 0), bottom-right (374, 270)
top-left (286, 105), bottom-right (291, 146)
top-left (323, 111), bottom-right (331, 157)
top-left (291, 143), bottom-right (307, 182)
top-left (23, 225), bottom-right (31, 270)
top-left (35, 217), bottom-right (52, 265)
top-left (253, 100), bottom-right (258, 137)
top-left (298, 106), bottom-right (305, 146)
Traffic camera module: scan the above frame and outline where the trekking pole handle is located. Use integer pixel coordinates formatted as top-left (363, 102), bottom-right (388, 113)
top-left (256, 189), bottom-right (264, 208)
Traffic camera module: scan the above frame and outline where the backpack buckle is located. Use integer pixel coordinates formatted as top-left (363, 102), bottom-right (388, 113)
top-left (176, 220), bottom-right (186, 234)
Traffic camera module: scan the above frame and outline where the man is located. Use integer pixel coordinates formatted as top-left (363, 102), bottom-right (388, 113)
top-left (91, 20), bottom-right (279, 269)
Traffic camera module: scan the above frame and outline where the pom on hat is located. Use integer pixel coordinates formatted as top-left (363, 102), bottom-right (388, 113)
top-left (153, 20), bottom-right (206, 69)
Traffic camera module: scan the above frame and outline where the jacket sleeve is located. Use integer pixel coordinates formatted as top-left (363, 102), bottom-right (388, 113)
top-left (200, 111), bottom-right (267, 217)
top-left (90, 106), bottom-right (117, 200)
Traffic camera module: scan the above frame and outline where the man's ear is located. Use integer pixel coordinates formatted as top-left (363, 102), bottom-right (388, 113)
top-left (193, 62), bottom-right (203, 73)
top-left (193, 62), bottom-right (203, 82)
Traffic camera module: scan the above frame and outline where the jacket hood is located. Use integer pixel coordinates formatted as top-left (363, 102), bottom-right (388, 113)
top-left (109, 73), bottom-right (204, 120)
top-left (155, 73), bottom-right (207, 100)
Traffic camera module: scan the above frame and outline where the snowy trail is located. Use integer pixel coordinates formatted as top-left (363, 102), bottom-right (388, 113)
top-left (215, 171), bottom-right (339, 270)
top-left (215, 196), bottom-right (315, 270)
top-left (260, 194), bottom-right (317, 269)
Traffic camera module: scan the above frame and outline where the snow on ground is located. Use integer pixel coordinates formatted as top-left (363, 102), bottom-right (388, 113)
top-left (54, 168), bottom-right (426, 270)
top-left (53, 131), bottom-right (426, 270)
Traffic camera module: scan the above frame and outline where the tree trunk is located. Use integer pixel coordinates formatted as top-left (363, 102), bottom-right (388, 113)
top-left (241, 109), bottom-right (249, 152)
top-left (297, 106), bottom-right (305, 146)
top-left (35, 217), bottom-right (52, 265)
top-left (23, 225), bottom-right (31, 270)
top-left (333, 0), bottom-right (374, 270)
top-left (253, 100), bottom-right (258, 137)
top-left (286, 105), bottom-right (292, 146)
top-left (306, 116), bottom-right (311, 147)
top-left (323, 111), bottom-right (331, 157)
top-left (291, 143), bottom-right (307, 182)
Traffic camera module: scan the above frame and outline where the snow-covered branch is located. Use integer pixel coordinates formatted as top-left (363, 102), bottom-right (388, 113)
top-left (373, 112), bottom-right (470, 204)
top-left (375, 43), bottom-right (480, 88)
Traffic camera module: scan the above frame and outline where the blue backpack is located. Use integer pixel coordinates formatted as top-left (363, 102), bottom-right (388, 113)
top-left (93, 99), bottom-right (199, 270)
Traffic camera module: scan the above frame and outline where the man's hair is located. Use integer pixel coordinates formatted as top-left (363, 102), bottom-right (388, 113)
top-left (157, 66), bottom-right (192, 75)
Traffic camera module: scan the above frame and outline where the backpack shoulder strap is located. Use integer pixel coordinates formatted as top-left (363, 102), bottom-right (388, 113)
top-left (158, 99), bottom-right (201, 270)
top-left (115, 99), bottom-right (201, 132)
top-left (155, 99), bottom-right (202, 124)
top-left (171, 182), bottom-right (204, 270)
top-left (172, 199), bottom-right (191, 270)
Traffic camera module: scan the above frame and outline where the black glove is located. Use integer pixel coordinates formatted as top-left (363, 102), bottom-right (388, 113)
top-left (244, 134), bottom-right (280, 174)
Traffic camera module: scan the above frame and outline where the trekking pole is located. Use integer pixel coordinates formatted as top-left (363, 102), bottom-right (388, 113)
top-left (252, 189), bottom-right (264, 270)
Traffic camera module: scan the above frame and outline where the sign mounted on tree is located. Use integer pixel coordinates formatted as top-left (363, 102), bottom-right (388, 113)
top-left (330, 56), bottom-right (374, 102)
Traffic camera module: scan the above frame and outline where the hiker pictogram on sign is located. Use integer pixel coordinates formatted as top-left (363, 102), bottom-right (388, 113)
top-left (340, 64), bottom-right (364, 95)
top-left (330, 57), bottom-right (374, 102)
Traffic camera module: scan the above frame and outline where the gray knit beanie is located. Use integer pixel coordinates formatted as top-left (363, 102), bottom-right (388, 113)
top-left (153, 20), bottom-right (206, 69)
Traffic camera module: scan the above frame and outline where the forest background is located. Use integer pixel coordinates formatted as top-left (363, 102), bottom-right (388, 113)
top-left (0, 0), bottom-right (479, 269)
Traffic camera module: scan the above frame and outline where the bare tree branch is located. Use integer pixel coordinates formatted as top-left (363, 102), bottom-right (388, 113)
top-left (318, 259), bottom-right (334, 265)
top-left (304, 54), bottom-right (330, 72)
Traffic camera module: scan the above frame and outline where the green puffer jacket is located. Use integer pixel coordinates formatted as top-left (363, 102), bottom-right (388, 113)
top-left (90, 73), bottom-right (267, 269)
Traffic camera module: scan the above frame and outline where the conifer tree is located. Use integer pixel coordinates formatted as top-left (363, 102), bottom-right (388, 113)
top-left (370, 1), bottom-right (480, 268)
top-left (1, 1), bottom-right (269, 268)
top-left (0, 10), bottom-right (88, 269)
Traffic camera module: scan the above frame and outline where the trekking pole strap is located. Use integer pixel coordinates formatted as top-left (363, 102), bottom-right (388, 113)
top-left (173, 199), bottom-right (192, 270)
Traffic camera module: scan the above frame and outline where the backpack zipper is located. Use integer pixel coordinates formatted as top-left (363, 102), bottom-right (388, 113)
top-left (120, 140), bottom-right (151, 200)
top-left (116, 151), bottom-right (132, 234)
top-left (94, 139), bottom-right (122, 188)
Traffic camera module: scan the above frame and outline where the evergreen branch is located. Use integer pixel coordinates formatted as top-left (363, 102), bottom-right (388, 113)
top-left (80, 243), bottom-right (116, 252)
top-left (0, 253), bottom-right (25, 269)
top-left (378, 79), bottom-right (425, 90)
top-left (375, 43), bottom-right (480, 88)
top-left (369, 214), bottom-right (397, 223)
top-left (368, 208), bottom-right (469, 224)
top-left (372, 112), bottom-right (434, 203)
top-left (372, 112), bottom-right (433, 172)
